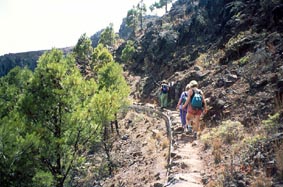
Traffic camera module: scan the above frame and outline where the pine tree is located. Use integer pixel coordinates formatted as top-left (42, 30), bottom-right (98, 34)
top-left (98, 23), bottom-right (117, 51)
top-left (96, 61), bottom-right (130, 175)
top-left (137, 0), bottom-right (147, 30)
top-left (121, 40), bottom-right (136, 63)
top-left (21, 49), bottom-right (100, 187)
top-left (126, 6), bottom-right (139, 36)
top-left (0, 67), bottom-right (39, 187)
top-left (126, 1), bottom-right (147, 34)
top-left (0, 47), bottom-right (130, 186)
top-left (73, 33), bottom-right (94, 78)
top-left (91, 43), bottom-right (113, 77)
top-left (150, 0), bottom-right (173, 13)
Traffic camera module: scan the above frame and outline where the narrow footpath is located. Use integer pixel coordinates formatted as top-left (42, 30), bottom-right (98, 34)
top-left (165, 109), bottom-right (205, 187)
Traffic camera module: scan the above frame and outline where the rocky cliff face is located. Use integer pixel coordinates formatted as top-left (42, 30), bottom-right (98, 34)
top-left (119, 15), bottom-right (159, 40)
top-left (123, 0), bottom-right (283, 126)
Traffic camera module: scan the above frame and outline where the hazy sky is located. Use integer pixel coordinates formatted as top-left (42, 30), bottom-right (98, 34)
top-left (0, 0), bottom-right (163, 55)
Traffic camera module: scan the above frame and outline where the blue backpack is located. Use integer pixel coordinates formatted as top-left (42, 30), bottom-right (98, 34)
top-left (191, 89), bottom-right (203, 109)
top-left (161, 85), bottom-right (168, 93)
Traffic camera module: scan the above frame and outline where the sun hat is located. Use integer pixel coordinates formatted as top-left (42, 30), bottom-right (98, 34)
top-left (185, 84), bottom-right (191, 90)
top-left (189, 80), bottom-right (198, 87)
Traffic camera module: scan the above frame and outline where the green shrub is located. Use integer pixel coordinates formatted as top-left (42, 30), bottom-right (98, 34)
top-left (242, 134), bottom-right (266, 146)
top-left (161, 23), bottom-right (173, 30)
top-left (262, 113), bottom-right (280, 134)
top-left (238, 55), bottom-right (250, 66)
top-left (196, 14), bottom-right (207, 27)
top-left (121, 40), bottom-right (136, 63)
top-left (32, 170), bottom-right (53, 187)
top-left (201, 120), bottom-right (244, 145)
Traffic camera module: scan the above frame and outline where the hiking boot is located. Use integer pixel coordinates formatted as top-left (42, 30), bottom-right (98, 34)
top-left (183, 126), bottom-right (187, 133)
top-left (187, 125), bottom-right (192, 134)
top-left (193, 131), bottom-right (197, 139)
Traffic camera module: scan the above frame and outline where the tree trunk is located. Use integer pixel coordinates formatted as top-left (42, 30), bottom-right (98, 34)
top-left (103, 141), bottom-right (113, 175)
top-left (55, 104), bottom-right (64, 187)
top-left (55, 179), bottom-right (64, 187)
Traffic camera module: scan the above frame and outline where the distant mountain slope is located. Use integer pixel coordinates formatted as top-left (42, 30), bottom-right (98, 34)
top-left (0, 51), bottom-right (44, 77)
top-left (0, 13), bottom-right (158, 77)
top-left (0, 47), bottom-right (73, 77)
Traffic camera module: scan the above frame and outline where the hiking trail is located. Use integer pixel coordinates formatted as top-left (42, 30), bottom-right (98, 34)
top-left (164, 108), bottom-right (205, 187)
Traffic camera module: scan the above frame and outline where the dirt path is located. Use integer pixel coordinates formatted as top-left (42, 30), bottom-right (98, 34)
top-left (91, 106), bottom-right (206, 186)
top-left (165, 109), bottom-right (205, 187)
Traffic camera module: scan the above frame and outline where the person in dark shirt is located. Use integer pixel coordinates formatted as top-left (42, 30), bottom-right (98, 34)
top-left (160, 80), bottom-right (169, 109)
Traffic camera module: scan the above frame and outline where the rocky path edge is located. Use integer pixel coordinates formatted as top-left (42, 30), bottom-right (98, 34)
top-left (130, 105), bottom-right (206, 186)
top-left (164, 109), bottom-right (205, 187)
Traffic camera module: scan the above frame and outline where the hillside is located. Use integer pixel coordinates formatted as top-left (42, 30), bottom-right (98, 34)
top-left (116, 0), bottom-right (283, 186)
top-left (123, 0), bottom-right (283, 126)
top-left (0, 47), bottom-right (73, 76)
top-left (1, 0), bottom-right (283, 186)
top-left (85, 0), bottom-right (283, 186)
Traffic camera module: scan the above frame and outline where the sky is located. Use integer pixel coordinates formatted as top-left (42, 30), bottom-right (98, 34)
top-left (0, 0), bottom-right (164, 55)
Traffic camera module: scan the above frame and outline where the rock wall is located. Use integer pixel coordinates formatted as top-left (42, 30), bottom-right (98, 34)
top-left (124, 0), bottom-right (283, 126)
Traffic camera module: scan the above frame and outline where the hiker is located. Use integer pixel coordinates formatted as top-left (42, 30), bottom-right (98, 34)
top-left (174, 81), bottom-right (182, 103)
top-left (160, 80), bottom-right (170, 109)
top-left (182, 80), bottom-right (207, 139)
top-left (176, 83), bottom-right (191, 129)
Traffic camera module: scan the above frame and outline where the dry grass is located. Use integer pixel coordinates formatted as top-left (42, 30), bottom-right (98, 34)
top-left (212, 138), bottom-right (222, 164)
top-left (206, 172), bottom-right (226, 187)
top-left (275, 95), bottom-right (283, 112)
top-left (161, 137), bottom-right (169, 150)
top-left (201, 120), bottom-right (244, 147)
top-left (146, 137), bottom-right (156, 154)
top-left (206, 180), bottom-right (224, 187)
top-left (275, 144), bottom-right (283, 180)
top-left (150, 129), bottom-right (169, 150)
top-left (250, 174), bottom-right (272, 187)
top-left (154, 131), bottom-right (162, 141)
top-left (195, 53), bottom-right (209, 67)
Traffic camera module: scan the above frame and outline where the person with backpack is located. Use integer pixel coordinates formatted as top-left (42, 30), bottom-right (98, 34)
top-left (176, 83), bottom-right (191, 130)
top-left (182, 80), bottom-right (207, 139)
top-left (160, 80), bottom-right (170, 109)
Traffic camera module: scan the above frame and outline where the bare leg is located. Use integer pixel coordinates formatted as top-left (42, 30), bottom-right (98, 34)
top-left (186, 112), bottom-right (194, 132)
top-left (192, 115), bottom-right (201, 139)
top-left (186, 112), bottom-right (193, 125)
top-left (193, 115), bottom-right (200, 132)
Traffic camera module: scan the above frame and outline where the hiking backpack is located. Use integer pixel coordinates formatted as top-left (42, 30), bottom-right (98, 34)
top-left (161, 84), bottom-right (168, 93)
top-left (181, 92), bottom-right (188, 105)
top-left (190, 89), bottom-right (203, 109)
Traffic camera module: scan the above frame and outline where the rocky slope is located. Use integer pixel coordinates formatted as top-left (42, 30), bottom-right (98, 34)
top-left (116, 0), bottom-right (283, 186)
top-left (122, 0), bottom-right (283, 126)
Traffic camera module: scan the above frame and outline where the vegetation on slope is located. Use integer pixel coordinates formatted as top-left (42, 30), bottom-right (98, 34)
top-left (0, 35), bottom-right (130, 187)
